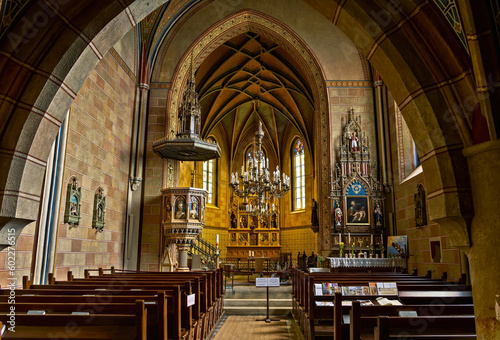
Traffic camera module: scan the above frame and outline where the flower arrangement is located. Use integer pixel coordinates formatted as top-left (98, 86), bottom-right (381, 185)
top-left (369, 244), bottom-right (374, 256)
top-left (317, 255), bottom-right (325, 267)
top-left (350, 242), bottom-right (355, 257)
top-left (339, 241), bottom-right (344, 257)
top-left (380, 244), bottom-right (385, 257)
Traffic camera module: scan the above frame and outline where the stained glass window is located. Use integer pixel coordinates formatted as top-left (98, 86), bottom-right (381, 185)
top-left (203, 138), bottom-right (217, 205)
top-left (293, 139), bottom-right (305, 210)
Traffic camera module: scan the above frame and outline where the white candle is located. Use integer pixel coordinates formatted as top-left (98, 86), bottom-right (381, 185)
top-left (216, 234), bottom-right (219, 245)
top-left (371, 234), bottom-right (373, 245)
top-left (348, 233), bottom-right (351, 244)
top-left (249, 250), bottom-right (251, 256)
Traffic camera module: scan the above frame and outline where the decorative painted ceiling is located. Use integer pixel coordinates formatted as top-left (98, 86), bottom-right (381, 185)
top-left (195, 32), bottom-right (315, 160)
top-left (432, 0), bottom-right (468, 52)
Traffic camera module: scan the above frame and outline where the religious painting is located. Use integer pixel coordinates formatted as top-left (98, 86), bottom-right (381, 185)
top-left (260, 232), bottom-right (269, 245)
top-left (174, 197), bottom-right (186, 219)
top-left (92, 187), bottom-right (106, 232)
top-left (64, 177), bottom-right (81, 227)
top-left (238, 232), bottom-right (248, 245)
top-left (271, 232), bottom-right (278, 245)
top-left (345, 196), bottom-right (370, 225)
top-left (189, 197), bottom-right (199, 220)
top-left (387, 235), bottom-right (407, 257)
top-left (230, 232), bottom-right (237, 244)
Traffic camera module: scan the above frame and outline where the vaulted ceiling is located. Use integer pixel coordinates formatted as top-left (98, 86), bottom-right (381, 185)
top-left (195, 32), bottom-right (315, 161)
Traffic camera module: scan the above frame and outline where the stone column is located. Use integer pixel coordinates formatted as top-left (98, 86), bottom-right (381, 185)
top-left (177, 245), bottom-right (190, 272)
top-left (463, 140), bottom-right (500, 339)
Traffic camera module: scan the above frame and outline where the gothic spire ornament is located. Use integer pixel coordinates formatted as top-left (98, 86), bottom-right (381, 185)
top-left (153, 54), bottom-right (221, 161)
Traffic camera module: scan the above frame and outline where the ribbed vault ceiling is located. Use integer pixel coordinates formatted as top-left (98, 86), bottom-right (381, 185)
top-left (196, 32), bottom-right (315, 160)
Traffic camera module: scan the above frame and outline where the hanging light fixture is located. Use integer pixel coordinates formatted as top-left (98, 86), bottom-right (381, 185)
top-left (230, 118), bottom-right (290, 218)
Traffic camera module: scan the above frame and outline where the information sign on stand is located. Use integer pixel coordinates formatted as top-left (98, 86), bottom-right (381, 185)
top-left (255, 277), bottom-right (280, 323)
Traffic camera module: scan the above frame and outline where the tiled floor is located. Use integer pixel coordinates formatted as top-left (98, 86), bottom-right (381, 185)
top-left (211, 315), bottom-right (302, 340)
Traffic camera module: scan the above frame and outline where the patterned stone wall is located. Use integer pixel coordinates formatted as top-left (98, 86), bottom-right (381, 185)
top-left (388, 97), bottom-right (462, 280)
top-left (0, 223), bottom-right (36, 285)
top-left (280, 227), bottom-right (318, 266)
top-left (140, 87), bottom-right (168, 271)
top-left (55, 50), bottom-right (136, 280)
top-left (328, 84), bottom-right (376, 161)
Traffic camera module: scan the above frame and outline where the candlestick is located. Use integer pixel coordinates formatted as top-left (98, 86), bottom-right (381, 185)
top-left (371, 234), bottom-right (373, 245)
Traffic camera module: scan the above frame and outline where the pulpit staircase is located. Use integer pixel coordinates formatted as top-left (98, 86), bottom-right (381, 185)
top-left (188, 236), bottom-right (218, 270)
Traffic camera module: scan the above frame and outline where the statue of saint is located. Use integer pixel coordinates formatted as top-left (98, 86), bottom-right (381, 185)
top-left (311, 198), bottom-right (319, 226)
top-left (175, 200), bottom-right (186, 219)
top-left (189, 201), bottom-right (198, 219)
top-left (230, 213), bottom-right (237, 228)
top-left (350, 131), bottom-right (359, 152)
top-left (335, 205), bottom-right (343, 226)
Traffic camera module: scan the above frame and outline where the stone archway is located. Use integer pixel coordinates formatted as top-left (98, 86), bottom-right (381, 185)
top-left (0, 0), bottom-right (172, 245)
top-left (302, 0), bottom-right (476, 249)
top-left (160, 9), bottom-right (333, 250)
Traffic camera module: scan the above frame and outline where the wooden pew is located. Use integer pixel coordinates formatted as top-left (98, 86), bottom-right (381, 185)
top-left (291, 269), bottom-right (475, 340)
top-left (0, 300), bottom-right (147, 339)
top-left (374, 315), bottom-right (476, 339)
top-left (0, 289), bottom-right (181, 340)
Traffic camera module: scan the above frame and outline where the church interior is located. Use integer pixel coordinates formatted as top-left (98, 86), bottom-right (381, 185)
top-left (0, 0), bottom-right (499, 338)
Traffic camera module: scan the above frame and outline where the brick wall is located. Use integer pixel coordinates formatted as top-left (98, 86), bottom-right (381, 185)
top-left (0, 223), bottom-right (36, 286)
top-left (55, 50), bottom-right (135, 280)
top-left (388, 99), bottom-right (462, 280)
top-left (140, 88), bottom-right (168, 271)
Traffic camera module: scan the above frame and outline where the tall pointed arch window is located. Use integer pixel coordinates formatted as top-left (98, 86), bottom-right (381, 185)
top-left (292, 139), bottom-right (305, 211)
top-left (203, 138), bottom-right (217, 205)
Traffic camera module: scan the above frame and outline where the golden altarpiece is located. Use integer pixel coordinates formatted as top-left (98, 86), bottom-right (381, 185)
top-left (225, 195), bottom-right (281, 259)
top-left (330, 108), bottom-right (385, 255)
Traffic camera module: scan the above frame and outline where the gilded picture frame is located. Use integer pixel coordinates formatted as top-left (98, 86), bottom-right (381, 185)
top-left (345, 196), bottom-right (370, 225)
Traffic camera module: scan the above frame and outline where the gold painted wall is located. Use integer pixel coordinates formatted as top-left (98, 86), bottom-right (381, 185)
top-left (280, 227), bottom-right (318, 266)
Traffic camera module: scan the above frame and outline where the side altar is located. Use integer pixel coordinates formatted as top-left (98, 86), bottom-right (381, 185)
top-left (330, 108), bottom-right (385, 257)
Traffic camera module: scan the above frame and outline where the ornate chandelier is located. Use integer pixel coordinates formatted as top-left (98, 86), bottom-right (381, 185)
top-left (230, 120), bottom-right (290, 218)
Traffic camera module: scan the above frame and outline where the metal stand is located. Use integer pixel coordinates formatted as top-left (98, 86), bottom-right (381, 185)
top-left (256, 286), bottom-right (280, 323)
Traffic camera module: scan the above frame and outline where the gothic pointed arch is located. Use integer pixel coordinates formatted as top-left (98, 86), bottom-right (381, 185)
top-left (162, 9), bottom-right (332, 249)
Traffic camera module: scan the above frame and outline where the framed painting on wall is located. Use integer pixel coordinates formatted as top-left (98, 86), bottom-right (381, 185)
top-left (387, 235), bottom-right (408, 257)
top-left (345, 196), bottom-right (370, 225)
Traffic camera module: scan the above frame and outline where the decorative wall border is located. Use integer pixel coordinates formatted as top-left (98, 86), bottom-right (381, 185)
top-left (326, 80), bottom-right (373, 88)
